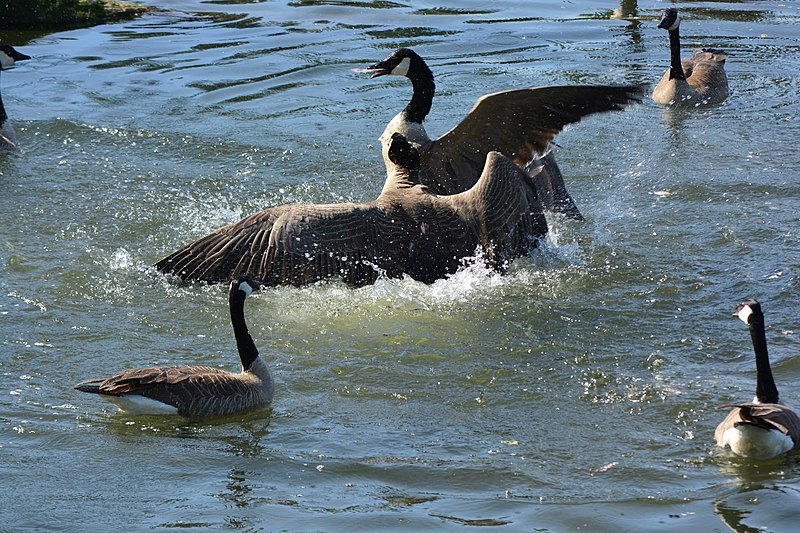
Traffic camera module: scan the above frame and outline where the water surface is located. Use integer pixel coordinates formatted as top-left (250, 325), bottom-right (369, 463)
top-left (2, 1), bottom-right (800, 531)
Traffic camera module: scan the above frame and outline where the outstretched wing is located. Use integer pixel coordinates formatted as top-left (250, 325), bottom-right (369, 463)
top-left (155, 203), bottom-right (410, 286)
top-left (419, 85), bottom-right (645, 193)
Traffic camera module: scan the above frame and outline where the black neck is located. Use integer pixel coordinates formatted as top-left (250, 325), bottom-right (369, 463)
top-left (230, 290), bottom-right (259, 370)
top-left (750, 313), bottom-right (780, 403)
top-left (403, 63), bottom-right (435, 124)
top-left (667, 29), bottom-right (686, 81)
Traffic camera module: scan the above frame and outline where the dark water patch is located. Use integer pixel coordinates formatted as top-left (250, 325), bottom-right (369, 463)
top-left (106, 30), bottom-right (178, 40)
top-left (289, 0), bottom-right (408, 8)
top-left (413, 7), bottom-right (497, 16)
top-left (432, 514), bottom-right (511, 527)
top-left (465, 17), bottom-right (546, 25)
top-left (203, 0), bottom-right (271, 4)
top-left (190, 40), bottom-right (246, 52)
top-left (677, 8), bottom-right (771, 23)
top-left (366, 27), bottom-right (460, 39)
top-left (193, 11), bottom-right (255, 23)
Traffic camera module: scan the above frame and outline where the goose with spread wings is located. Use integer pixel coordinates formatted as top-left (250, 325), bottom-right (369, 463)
top-left (366, 48), bottom-right (645, 219)
top-left (155, 133), bottom-right (545, 286)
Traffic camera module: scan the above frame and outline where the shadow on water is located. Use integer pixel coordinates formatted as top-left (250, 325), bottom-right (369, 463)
top-left (710, 451), bottom-right (800, 531)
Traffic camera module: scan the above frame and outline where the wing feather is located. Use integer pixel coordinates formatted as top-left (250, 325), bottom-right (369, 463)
top-left (155, 203), bottom-right (410, 286)
top-left (717, 403), bottom-right (800, 445)
top-left (419, 85), bottom-right (645, 194)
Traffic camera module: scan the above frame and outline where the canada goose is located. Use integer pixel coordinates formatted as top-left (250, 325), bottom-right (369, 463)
top-left (715, 299), bottom-right (800, 459)
top-left (155, 133), bottom-right (544, 286)
top-left (652, 9), bottom-right (729, 107)
top-left (367, 48), bottom-right (645, 218)
top-left (74, 278), bottom-right (274, 417)
top-left (0, 43), bottom-right (31, 152)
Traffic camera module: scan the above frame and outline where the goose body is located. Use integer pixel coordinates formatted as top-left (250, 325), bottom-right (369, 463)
top-left (367, 48), bottom-right (645, 219)
top-left (75, 279), bottom-right (274, 417)
top-left (155, 134), bottom-right (544, 286)
top-left (0, 43), bottom-right (31, 152)
top-left (715, 300), bottom-right (800, 459)
top-left (652, 9), bottom-right (729, 107)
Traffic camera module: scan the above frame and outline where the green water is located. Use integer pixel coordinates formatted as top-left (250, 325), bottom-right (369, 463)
top-left (2, 1), bottom-right (800, 531)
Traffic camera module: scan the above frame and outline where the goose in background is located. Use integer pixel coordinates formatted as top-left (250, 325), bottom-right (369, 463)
top-left (0, 43), bottom-right (31, 152)
top-left (75, 278), bottom-right (274, 417)
top-left (155, 133), bottom-right (545, 286)
top-left (715, 299), bottom-right (800, 459)
top-left (653, 8), bottom-right (729, 107)
top-left (367, 48), bottom-right (645, 219)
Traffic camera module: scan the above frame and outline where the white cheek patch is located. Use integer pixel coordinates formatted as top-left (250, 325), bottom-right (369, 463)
top-left (0, 52), bottom-right (14, 69)
top-left (737, 304), bottom-right (754, 325)
top-left (668, 13), bottom-right (681, 31)
top-left (391, 57), bottom-right (411, 77)
top-left (239, 281), bottom-right (254, 295)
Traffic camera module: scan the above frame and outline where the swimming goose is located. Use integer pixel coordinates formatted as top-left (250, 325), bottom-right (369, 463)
top-left (652, 9), bottom-right (729, 107)
top-left (155, 133), bottom-right (545, 286)
top-left (0, 43), bottom-right (31, 152)
top-left (367, 48), bottom-right (645, 218)
top-left (715, 299), bottom-right (800, 459)
top-left (74, 278), bottom-right (274, 417)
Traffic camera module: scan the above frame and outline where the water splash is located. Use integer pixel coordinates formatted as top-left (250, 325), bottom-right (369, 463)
top-left (108, 247), bottom-right (136, 271)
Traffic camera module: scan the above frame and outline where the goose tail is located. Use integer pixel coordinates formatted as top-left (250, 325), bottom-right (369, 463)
top-left (74, 379), bottom-right (108, 395)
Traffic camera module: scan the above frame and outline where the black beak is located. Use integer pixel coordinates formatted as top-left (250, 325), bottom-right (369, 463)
top-left (13, 52), bottom-right (32, 62)
top-left (367, 59), bottom-right (393, 78)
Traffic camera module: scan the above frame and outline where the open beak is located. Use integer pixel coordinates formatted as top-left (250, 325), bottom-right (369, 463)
top-left (367, 60), bottom-right (392, 78)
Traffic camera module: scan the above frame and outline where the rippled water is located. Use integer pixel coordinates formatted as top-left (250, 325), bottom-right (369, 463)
top-left (2, 0), bottom-right (800, 530)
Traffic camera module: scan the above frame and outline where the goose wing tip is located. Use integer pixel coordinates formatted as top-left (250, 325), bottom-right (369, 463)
top-left (74, 379), bottom-right (105, 393)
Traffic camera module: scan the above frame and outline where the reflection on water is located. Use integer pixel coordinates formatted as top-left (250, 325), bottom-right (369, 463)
top-left (611, 0), bottom-right (644, 49)
top-left (2, 0), bottom-right (800, 531)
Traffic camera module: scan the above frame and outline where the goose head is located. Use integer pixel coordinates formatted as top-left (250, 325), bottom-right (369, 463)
top-left (0, 43), bottom-right (31, 69)
top-left (657, 8), bottom-right (681, 32)
top-left (735, 298), bottom-right (762, 326)
top-left (368, 48), bottom-right (426, 79)
top-left (230, 276), bottom-right (262, 299)
top-left (379, 132), bottom-right (421, 193)
top-left (387, 132), bottom-right (420, 170)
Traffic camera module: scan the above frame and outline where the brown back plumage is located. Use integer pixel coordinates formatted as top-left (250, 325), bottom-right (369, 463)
top-left (715, 403), bottom-right (800, 447)
top-left (653, 49), bottom-right (729, 106)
